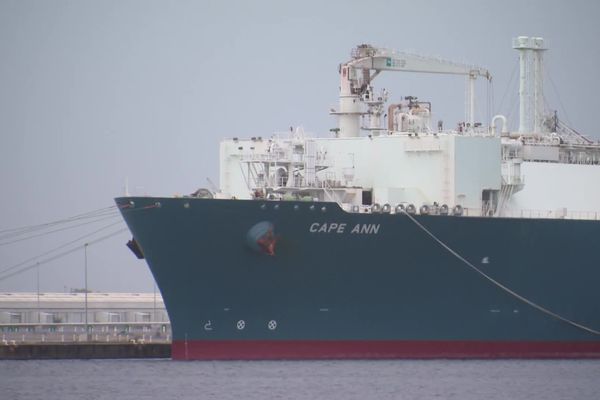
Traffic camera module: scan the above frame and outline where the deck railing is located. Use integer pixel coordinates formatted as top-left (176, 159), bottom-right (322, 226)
top-left (344, 204), bottom-right (600, 221)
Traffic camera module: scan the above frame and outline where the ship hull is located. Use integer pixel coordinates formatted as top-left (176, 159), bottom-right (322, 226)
top-left (116, 197), bottom-right (600, 360)
top-left (171, 340), bottom-right (600, 360)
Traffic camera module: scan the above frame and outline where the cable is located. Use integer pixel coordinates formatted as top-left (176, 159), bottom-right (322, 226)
top-left (0, 219), bottom-right (124, 276)
top-left (0, 213), bottom-right (121, 246)
top-left (497, 60), bottom-right (518, 114)
top-left (0, 206), bottom-right (119, 241)
top-left (0, 205), bottom-right (117, 234)
top-left (506, 89), bottom-right (519, 127)
top-left (547, 72), bottom-right (573, 127)
top-left (400, 211), bottom-right (600, 336)
top-left (0, 228), bottom-right (128, 282)
top-left (0, 208), bottom-right (120, 241)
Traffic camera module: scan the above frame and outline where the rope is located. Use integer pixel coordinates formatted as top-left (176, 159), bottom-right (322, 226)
top-left (119, 203), bottom-right (161, 212)
top-left (0, 220), bottom-right (124, 276)
top-left (0, 213), bottom-right (121, 246)
top-left (0, 209), bottom-right (120, 241)
top-left (0, 206), bottom-right (118, 237)
top-left (0, 228), bottom-right (128, 282)
top-left (400, 211), bottom-right (600, 336)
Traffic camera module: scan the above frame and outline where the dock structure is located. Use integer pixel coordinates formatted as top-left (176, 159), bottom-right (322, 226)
top-left (0, 342), bottom-right (171, 360)
top-left (0, 292), bottom-right (172, 358)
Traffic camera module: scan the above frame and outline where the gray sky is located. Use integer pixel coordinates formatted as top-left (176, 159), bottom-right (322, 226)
top-left (1, 0), bottom-right (598, 293)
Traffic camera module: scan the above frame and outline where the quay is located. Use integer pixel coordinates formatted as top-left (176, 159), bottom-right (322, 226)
top-left (0, 342), bottom-right (171, 360)
top-left (0, 292), bottom-right (173, 359)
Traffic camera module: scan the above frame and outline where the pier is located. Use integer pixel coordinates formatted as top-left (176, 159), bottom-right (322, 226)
top-left (0, 342), bottom-right (170, 360)
top-left (0, 292), bottom-right (172, 359)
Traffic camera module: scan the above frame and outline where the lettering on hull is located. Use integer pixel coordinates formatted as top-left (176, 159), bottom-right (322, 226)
top-left (309, 222), bottom-right (380, 235)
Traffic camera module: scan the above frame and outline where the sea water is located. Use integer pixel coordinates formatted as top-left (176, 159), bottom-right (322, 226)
top-left (2, 359), bottom-right (600, 399)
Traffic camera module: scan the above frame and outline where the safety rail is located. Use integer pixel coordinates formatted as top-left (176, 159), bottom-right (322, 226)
top-left (342, 204), bottom-right (600, 221)
top-left (495, 208), bottom-right (600, 220)
top-left (0, 322), bottom-right (172, 344)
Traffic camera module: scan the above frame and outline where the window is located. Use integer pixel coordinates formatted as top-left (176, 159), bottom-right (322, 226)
top-left (108, 312), bottom-right (121, 323)
top-left (362, 190), bottom-right (372, 206)
top-left (9, 312), bottom-right (22, 324)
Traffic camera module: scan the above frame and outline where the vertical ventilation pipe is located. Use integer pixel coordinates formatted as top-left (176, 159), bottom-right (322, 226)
top-left (532, 37), bottom-right (546, 133)
top-left (513, 36), bottom-right (546, 134)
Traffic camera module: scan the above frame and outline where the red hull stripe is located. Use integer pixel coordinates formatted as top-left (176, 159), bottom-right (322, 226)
top-left (171, 340), bottom-right (600, 360)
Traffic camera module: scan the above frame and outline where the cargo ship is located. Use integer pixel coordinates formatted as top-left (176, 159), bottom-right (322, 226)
top-left (117, 37), bottom-right (600, 360)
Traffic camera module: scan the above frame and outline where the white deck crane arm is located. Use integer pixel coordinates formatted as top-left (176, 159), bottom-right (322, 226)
top-left (347, 50), bottom-right (491, 80)
top-left (335, 45), bottom-right (491, 137)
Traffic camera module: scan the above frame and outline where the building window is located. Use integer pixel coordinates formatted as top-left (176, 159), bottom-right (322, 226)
top-left (108, 312), bottom-right (121, 323)
top-left (9, 312), bottom-right (22, 324)
top-left (136, 312), bottom-right (151, 322)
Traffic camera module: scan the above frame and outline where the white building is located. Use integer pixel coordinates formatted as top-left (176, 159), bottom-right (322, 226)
top-left (0, 292), bottom-right (169, 325)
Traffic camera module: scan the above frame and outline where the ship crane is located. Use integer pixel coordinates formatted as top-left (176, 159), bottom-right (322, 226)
top-left (332, 44), bottom-right (492, 138)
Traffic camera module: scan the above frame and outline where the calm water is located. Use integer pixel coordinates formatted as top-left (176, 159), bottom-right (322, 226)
top-left (2, 359), bottom-right (600, 400)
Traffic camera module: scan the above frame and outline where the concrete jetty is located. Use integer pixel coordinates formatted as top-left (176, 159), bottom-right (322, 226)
top-left (0, 342), bottom-right (171, 360)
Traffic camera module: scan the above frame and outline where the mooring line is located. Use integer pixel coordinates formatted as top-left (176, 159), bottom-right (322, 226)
top-left (401, 211), bottom-right (600, 336)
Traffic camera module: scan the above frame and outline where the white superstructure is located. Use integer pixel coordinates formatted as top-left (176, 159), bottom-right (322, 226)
top-left (215, 40), bottom-right (600, 220)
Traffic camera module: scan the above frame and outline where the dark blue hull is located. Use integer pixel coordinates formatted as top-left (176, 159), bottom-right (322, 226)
top-left (116, 197), bottom-right (600, 359)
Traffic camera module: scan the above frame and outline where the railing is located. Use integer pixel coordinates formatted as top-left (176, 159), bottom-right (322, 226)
top-left (455, 207), bottom-right (599, 220)
top-left (239, 153), bottom-right (285, 163)
top-left (344, 204), bottom-right (600, 221)
top-left (495, 208), bottom-right (600, 220)
top-left (319, 179), bottom-right (338, 202)
top-left (0, 322), bottom-right (172, 344)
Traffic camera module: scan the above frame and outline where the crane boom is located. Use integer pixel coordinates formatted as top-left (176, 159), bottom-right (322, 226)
top-left (347, 45), bottom-right (491, 80)
top-left (333, 44), bottom-right (492, 138)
